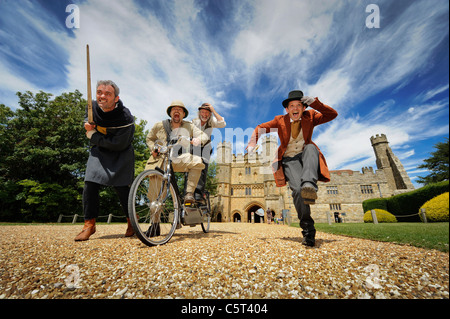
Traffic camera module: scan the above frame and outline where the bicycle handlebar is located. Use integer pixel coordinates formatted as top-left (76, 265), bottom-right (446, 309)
top-left (154, 135), bottom-right (191, 155)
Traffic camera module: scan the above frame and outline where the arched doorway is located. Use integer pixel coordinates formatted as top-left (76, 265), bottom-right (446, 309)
top-left (247, 205), bottom-right (265, 223)
top-left (232, 212), bottom-right (241, 222)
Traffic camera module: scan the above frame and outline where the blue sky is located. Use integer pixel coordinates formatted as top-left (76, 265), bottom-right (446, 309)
top-left (0, 0), bottom-right (448, 188)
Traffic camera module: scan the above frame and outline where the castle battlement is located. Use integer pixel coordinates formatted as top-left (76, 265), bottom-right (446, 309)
top-left (217, 135), bottom-right (278, 165)
top-left (370, 133), bottom-right (388, 146)
top-left (362, 166), bottom-right (374, 174)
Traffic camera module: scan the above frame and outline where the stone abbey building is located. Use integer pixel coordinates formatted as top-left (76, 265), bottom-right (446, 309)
top-left (212, 134), bottom-right (415, 223)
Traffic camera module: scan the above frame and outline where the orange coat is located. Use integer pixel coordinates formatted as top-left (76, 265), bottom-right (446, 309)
top-left (248, 98), bottom-right (338, 187)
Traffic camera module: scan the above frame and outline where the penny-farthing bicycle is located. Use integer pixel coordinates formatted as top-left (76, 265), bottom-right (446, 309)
top-left (128, 136), bottom-right (211, 247)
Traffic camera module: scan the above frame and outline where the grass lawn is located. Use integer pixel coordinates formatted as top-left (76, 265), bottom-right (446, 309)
top-left (291, 222), bottom-right (449, 252)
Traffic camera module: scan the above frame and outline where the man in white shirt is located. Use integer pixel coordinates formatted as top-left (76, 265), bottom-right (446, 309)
top-left (191, 103), bottom-right (226, 200)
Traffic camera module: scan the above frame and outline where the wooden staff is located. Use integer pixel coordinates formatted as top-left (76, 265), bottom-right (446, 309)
top-left (86, 44), bottom-right (94, 124)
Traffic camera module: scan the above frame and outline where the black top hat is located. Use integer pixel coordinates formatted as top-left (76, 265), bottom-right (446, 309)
top-left (282, 90), bottom-right (305, 108)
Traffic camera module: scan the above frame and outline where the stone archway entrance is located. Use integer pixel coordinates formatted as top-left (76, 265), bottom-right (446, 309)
top-left (247, 204), bottom-right (265, 223)
top-left (232, 212), bottom-right (241, 222)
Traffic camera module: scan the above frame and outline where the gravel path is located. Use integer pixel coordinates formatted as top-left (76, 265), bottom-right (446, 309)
top-left (0, 223), bottom-right (448, 299)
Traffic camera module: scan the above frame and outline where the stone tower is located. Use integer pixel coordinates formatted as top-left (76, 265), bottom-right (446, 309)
top-left (216, 141), bottom-right (232, 185)
top-left (370, 134), bottom-right (415, 192)
top-left (261, 135), bottom-right (278, 161)
top-left (260, 135), bottom-right (281, 212)
top-left (215, 142), bottom-right (232, 220)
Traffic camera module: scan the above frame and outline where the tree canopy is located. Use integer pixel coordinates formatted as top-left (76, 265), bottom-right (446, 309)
top-left (416, 137), bottom-right (449, 185)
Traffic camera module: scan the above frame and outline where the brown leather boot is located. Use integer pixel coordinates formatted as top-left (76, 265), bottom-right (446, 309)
top-left (74, 218), bottom-right (96, 241)
top-left (125, 218), bottom-right (135, 237)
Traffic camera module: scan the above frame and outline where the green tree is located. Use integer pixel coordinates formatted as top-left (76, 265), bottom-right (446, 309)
top-left (0, 90), bottom-right (88, 221)
top-left (2, 90), bottom-right (87, 185)
top-left (417, 137), bottom-right (449, 185)
top-left (133, 118), bottom-right (150, 176)
top-left (205, 161), bottom-right (218, 196)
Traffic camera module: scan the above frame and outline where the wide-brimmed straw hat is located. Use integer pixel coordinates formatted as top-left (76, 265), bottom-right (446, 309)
top-left (166, 100), bottom-right (189, 118)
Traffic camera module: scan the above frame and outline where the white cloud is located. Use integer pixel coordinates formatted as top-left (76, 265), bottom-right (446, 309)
top-left (286, 0), bottom-right (449, 111)
top-left (61, 0), bottom-right (236, 129)
top-left (303, 69), bottom-right (352, 108)
top-left (315, 97), bottom-right (448, 175)
top-left (415, 84), bottom-right (449, 103)
top-left (0, 60), bottom-right (38, 94)
top-left (232, 0), bottom-right (335, 66)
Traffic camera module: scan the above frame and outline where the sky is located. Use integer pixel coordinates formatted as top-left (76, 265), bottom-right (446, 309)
top-left (0, 0), bottom-right (448, 188)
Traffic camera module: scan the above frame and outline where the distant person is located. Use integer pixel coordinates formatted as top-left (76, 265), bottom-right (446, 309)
top-left (266, 208), bottom-right (272, 224)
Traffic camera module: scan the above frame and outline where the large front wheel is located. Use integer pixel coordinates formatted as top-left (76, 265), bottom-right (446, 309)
top-left (128, 169), bottom-right (179, 246)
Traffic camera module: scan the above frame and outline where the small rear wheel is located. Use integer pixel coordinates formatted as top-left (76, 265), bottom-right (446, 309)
top-left (128, 169), bottom-right (179, 246)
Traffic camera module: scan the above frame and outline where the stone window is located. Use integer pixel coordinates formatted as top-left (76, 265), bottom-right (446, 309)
top-left (330, 203), bottom-right (341, 210)
top-left (360, 185), bottom-right (374, 194)
top-left (327, 186), bottom-right (338, 194)
top-left (245, 187), bottom-right (252, 195)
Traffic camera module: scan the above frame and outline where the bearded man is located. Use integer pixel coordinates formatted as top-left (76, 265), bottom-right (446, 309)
top-left (191, 103), bottom-right (226, 199)
top-left (146, 100), bottom-right (208, 204)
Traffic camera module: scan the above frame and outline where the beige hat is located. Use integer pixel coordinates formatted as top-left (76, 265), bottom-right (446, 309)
top-left (166, 100), bottom-right (189, 118)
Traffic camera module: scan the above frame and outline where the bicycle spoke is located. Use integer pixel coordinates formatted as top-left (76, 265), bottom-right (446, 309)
top-left (128, 170), bottom-right (179, 246)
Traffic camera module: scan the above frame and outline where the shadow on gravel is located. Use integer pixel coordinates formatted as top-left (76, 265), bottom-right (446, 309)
top-left (169, 229), bottom-right (240, 244)
top-left (96, 229), bottom-right (241, 247)
top-left (97, 234), bottom-right (125, 240)
top-left (257, 236), bottom-right (340, 248)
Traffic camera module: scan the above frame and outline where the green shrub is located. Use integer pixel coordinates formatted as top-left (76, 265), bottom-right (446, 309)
top-left (362, 197), bottom-right (388, 212)
top-left (362, 181), bottom-right (449, 222)
top-left (419, 192), bottom-right (449, 222)
top-left (364, 209), bottom-right (398, 223)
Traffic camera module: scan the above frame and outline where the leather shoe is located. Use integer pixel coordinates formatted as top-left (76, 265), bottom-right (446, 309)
top-left (301, 186), bottom-right (317, 205)
top-left (301, 229), bottom-right (316, 247)
top-left (125, 218), bottom-right (135, 237)
top-left (302, 236), bottom-right (315, 247)
top-left (74, 219), bottom-right (96, 241)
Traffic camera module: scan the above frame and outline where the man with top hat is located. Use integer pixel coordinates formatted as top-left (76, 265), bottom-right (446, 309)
top-left (145, 100), bottom-right (209, 204)
top-left (191, 103), bottom-right (226, 200)
top-left (247, 91), bottom-right (338, 246)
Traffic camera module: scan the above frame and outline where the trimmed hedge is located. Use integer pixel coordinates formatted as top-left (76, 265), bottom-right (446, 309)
top-left (362, 181), bottom-right (449, 222)
top-left (419, 192), bottom-right (449, 222)
top-left (363, 209), bottom-right (397, 223)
